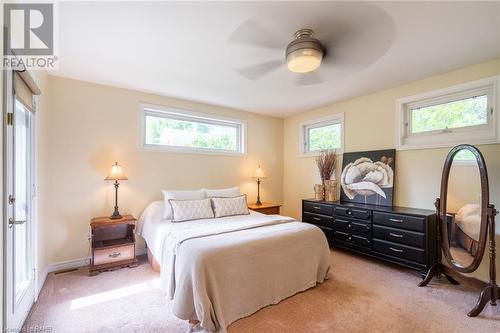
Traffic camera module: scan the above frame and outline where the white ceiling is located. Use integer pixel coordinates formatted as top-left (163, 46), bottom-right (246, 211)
top-left (54, 1), bottom-right (500, 117)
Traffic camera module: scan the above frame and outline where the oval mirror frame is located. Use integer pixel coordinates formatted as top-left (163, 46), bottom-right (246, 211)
top-left (440, 144), bottom-right (489, 273)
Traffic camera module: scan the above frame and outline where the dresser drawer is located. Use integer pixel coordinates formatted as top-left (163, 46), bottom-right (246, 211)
top-left (303, 201), bottom-right (333, 216)
top-left (373, 239), bottom-right (425, 264)
top-left (332, 217), bottom-right (371, 236)
top-left (333, 206), bottom-right (371, 220)
top-left (303, 212), bottom-right (333, 228)
top-left (333, 230), bottom-right (371, 248)
top-left (93, 244), bottom-right (135, 266)
top-left (316, 225), bottom-right (334, 240)
top-left (373, 225), bottom-right (425, 248)
top-left (373, 212), bottom-right (424, 232)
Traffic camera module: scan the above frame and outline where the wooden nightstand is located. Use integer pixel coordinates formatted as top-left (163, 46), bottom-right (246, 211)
top-left (89, 214), bottom-right (138, 276)
top-left (248, 202), bottom-right (282, 215)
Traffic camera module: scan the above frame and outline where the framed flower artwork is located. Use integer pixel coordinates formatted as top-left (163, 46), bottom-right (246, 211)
top-left (340, 149), bottom-right (395, 207)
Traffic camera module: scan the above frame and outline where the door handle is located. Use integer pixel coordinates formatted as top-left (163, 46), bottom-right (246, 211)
top-left (8, 218), bottom-right (26, 228)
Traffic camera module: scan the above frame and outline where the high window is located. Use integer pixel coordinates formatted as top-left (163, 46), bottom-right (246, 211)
top-left (140, 104), bottom-right (245, 155)
top-left (300, 114), bottom-right (344, 155)
top-left (397, 77), bottom-right (498, 149)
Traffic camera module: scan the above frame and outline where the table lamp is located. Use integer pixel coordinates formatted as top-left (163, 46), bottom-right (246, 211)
top-left (253, 165), bottom-right (267, 205)
top-left (105, 162), bottom-right (128, 219)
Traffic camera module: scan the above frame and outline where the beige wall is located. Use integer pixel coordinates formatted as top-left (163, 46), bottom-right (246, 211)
top-left (39, 75), bottom-right (284, 266)
top-left (36, 72), bottom-right (51, 285)
top-left (283, 58), bottom-right (500, 281)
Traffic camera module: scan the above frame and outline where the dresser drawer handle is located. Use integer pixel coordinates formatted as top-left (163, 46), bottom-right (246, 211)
top-left (313, 217), bottom-right (321, 221)
top-left (108, 252), bottom-right (121, 258)
top-left (389, 232), bottom-right (403, 238)
top-left (312, 206), bottom-right (322, 210)
top-left (389, 218), bottom-right (403, 223)
top-left (389, 247), bottom-right (403, 253)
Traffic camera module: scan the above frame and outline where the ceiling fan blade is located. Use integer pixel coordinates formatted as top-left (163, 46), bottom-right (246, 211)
top-left (295, 72), bottom-right (325, 86)
top-left (236, 59), bottom-right (283, 80)
top-left (228, 19), bottom-right (283, 50)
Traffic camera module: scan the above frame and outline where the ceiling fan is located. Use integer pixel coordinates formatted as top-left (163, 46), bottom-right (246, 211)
top-left (228, 13), bottom-right (396, 86)
top-left (229, 24), bottom-right (329, 85)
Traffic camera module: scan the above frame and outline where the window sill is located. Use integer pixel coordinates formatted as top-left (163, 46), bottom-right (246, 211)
top-left (141, 144), bottom-right (246, 157)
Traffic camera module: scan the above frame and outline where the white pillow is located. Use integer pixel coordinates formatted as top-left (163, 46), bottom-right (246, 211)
top-left (205, 186), bottom-right (240, 198)
top-left (137, 201), bottom-right (165, 234)
top-left (211, 195), bottom-right (250, 218)
top-left (169, 198), bottom-right (214, 222)
top-left (162, 189), bottom-right (206, 219)
top-left (140, 201), bottom-right (164, 222)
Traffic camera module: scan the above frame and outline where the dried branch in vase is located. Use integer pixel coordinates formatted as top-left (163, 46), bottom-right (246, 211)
top-left (315, 150), bottom-right (337, 185)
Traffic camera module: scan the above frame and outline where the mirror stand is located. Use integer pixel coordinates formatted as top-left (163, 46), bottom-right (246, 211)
top-left (420, 200), bottom-right (500, 317)
top-left (418, 198), bottom-right (460, 287)
top-left (468, 204), bottom-right (499, 317)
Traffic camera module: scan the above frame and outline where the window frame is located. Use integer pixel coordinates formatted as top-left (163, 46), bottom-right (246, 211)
top-left (139, 103), bottom-right (246, 156)
top-left (299, 113), bottom-right (344, 156)
top-left (396, 76), bottom-right (499, 150)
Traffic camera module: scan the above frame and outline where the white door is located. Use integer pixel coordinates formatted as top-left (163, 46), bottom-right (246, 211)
top-left (5, 71), bottom-right (36, 330)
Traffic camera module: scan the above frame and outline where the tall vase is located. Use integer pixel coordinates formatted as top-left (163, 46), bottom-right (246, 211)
top-left (324, 179), bottom-right (338, 202)
top-left (314, 184), bottom-right (325, 200)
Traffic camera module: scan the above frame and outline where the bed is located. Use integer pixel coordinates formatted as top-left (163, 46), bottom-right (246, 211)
top-left (453, 203), bottom-right (480, 255)
top-left (138, 200), bottom-right (331, 332)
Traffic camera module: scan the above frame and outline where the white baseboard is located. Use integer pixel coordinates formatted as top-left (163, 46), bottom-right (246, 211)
top-left (35, 267), bottom-right (48, 300)
top-left (47, 247), bottom-right (147, 274)
top-left (36, 247), bottom-right (147, 297)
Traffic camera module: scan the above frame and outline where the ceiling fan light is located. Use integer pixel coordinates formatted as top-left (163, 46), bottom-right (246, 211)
top-left (286, 48), bottom-right (323, 73)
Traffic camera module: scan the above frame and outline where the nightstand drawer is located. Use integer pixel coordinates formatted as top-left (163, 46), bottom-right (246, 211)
top-left (253, 206), bottom-right (280, 215)
top-left (94, 244), bottom-right (135, 266)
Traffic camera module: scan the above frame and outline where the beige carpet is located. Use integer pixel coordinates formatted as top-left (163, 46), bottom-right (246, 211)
top-left (24, 249), bottom-right (500, 333)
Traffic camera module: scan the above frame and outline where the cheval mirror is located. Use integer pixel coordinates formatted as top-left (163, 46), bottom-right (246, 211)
top-left (419, 144), bottom-right (499, 317)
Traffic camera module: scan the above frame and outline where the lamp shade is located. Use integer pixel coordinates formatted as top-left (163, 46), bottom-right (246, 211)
top-left (105, 162), bottom-right (128, 181)
top-left (253, 165), bottom-right (267, 179)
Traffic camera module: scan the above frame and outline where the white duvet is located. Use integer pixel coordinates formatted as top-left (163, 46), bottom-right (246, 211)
top-left (138, 201), bottom-right (331, 332)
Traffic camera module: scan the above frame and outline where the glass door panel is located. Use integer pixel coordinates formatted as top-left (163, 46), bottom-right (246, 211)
top-left (13, 99), bottom-right (31, 303)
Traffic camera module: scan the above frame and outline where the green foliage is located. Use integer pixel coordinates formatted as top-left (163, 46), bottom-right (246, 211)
top-left (412, 95), bottom-right (487, 134)
top-left (309, 124), bottom-right (341, 152)
top-left (145, 115), bottom-right (237, 151)
top-left (191, 134), bottom-right (236, 150)
top-left (454, 149), bottom-right (475, 161)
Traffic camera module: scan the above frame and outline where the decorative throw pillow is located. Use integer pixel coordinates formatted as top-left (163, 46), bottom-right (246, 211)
top-left (162, 189), bottom-right (206, 219)
top-left (169, 198), bottom-right (214, 222)
top-left (205, 186), bottom-right (240, 198)
top-left (211, 195), bottom-right (250, 218)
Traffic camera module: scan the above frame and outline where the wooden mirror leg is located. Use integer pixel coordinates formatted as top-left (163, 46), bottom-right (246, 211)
top-left (419, 264), bottom-right (437, 287)
top-left (418, 263), bottom-right (460, 287)
top-left (445, 273), bottom-right (460, 285)
top-left (468, 284), bottom-right (499, 317)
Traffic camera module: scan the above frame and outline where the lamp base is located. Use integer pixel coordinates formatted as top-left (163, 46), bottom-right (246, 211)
top-left (110, 207), bottom-right (122, 220)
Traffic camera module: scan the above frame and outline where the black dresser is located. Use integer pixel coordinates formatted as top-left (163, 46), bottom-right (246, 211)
top-left (302, 199), bottom-right (437, 275)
